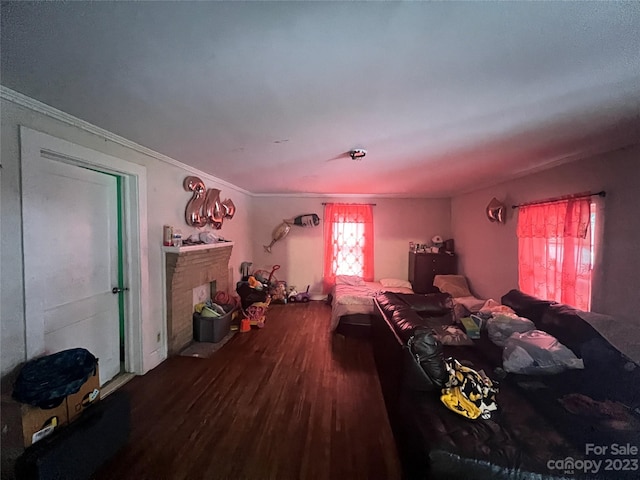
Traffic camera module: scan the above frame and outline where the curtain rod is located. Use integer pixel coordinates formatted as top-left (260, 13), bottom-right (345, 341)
top-left (321, 202), bottom-right (377, 206)
top-left (512, 191), bottom-right (606, 209)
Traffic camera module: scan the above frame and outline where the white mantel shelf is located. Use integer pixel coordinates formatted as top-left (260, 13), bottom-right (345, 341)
top-left (162, 241), bottom-right (234, 254)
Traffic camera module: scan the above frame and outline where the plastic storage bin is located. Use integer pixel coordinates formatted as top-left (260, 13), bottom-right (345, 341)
top-left (193, 309), bottom-right (234, 343)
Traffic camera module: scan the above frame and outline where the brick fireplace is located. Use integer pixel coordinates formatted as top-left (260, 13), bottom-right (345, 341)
top-left (164, 243), bottom-right (233, 355)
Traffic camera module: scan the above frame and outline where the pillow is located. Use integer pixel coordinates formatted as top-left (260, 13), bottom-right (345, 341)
top-left (335, 275), bottom-right (365, 286)
top-left (433, 275), bottom-right (472, 298)
top-left (501, 289), bottom-right (555, 321)
top-left (379, 278), bottom-right (412, 289)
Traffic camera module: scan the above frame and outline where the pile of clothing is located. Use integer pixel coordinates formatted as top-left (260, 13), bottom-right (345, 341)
top-left (469, 299), bottom-right (585, 375)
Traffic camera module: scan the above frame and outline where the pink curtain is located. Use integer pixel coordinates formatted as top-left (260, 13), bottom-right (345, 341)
top-left (517, 197), bottom-right (592, 310)
top-left (323, 203), bottom-right (374, 292)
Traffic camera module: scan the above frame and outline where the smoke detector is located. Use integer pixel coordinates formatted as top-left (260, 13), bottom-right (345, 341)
top-left (349, 148), bottom-right (367, 160)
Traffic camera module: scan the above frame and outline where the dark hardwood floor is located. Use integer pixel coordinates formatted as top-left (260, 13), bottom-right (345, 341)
top-left (93, 302), bottom-right (402, 480)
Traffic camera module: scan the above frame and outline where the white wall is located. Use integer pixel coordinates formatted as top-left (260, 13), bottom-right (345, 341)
top-left (250, 196), bottom-right (451, 296)
top-left (0, 95), bottom-right (252, 377)
top-left (451, 145), bottom-right (640, 326)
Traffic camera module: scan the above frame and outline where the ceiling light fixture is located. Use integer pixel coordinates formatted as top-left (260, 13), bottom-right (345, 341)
top-left (350, 148), bottom-right (367, 160)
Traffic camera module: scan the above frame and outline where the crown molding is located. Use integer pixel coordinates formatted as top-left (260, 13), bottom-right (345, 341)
top-left (0, 85), bottom-right (251, 196)
top-left (251, 192), bottom-right (448, 199)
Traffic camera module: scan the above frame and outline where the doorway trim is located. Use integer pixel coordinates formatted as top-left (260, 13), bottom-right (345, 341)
top-left (20, 126), bottom-right (149, 376)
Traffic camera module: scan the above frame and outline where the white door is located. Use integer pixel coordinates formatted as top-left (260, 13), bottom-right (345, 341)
top-left (23, 154), bottom-right (122, 385)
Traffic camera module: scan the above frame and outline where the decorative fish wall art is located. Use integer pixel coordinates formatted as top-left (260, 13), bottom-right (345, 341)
top-left (264, 214), bottom-right (320, 253)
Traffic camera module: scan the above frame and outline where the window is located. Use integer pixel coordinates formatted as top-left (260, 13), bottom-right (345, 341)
top-left (517, 196), bottom-right (595, 310)
top-left (323, 203), bottom-right (374, 291)
top-left (332, 222), bottom-right (366, 276)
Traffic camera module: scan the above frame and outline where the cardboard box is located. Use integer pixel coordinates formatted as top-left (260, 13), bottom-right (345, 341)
top-left (21, 401), bottom-right (69, 447)
top-left (1, 395), bottom-right (70, 448)
top-left (66, 364), bottom-right (101, 422)
top-left (14, 391), bottom-right (132, 480)
top-left (1, 365), bottom-right (100, 449)
top-left (1, 363), bottom-right (100, 451)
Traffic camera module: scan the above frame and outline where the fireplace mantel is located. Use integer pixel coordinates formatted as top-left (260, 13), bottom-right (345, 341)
top-left (163, 242), bottom-right (234, 355)
top-left (162, 241), bottom-right (234, 254)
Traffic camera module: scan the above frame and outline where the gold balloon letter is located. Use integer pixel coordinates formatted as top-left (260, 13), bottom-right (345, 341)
top-left (184, 176), bottom-right (207, 227)
top-left (183, 177), bottom-right (236, 229)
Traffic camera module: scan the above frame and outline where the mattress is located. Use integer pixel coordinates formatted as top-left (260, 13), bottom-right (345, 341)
top-left (330, 281), bottom-right (413, 331)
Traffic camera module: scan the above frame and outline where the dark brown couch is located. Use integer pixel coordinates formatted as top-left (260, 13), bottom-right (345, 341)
top-left (372, 290), bottom-right (640, 479)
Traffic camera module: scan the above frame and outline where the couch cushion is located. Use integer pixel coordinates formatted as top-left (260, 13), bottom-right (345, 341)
top-left (396, 292), bottom-right (453, 316)
top-left (377, 292), bottom-right (455, 344)
top-left (390, 307), bottom-right (431, 345)
top-left (500, 289), bottom-right (555, 323)
top-left (538, 304), bottom-right (601, 357)
top-left (375, 292), bottom-right (406, 315)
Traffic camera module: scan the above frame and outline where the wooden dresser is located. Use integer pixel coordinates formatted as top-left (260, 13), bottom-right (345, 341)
top-left (408, 251), bottom-right (457, 294)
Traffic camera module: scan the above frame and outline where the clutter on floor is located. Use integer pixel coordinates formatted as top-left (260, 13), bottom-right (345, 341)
top-left (2, 348), bottom-right (130, 480)
top-left (193, 299), bottom-right (237, 343)
top-left (187, 290), bottom-right (241, 358)
top-left (236, 268), bottom-right (273, 329)
top-left (15, 390), bottom-right (131, 480)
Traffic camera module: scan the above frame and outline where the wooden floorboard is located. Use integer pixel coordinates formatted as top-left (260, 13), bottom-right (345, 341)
top-left (93, 302), bottom-right (402, 480)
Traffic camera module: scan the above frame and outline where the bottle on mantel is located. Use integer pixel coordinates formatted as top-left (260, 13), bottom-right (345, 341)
top-left (163, 225), bottom-right (173, 246)
top-left (172, 233), bottom-right (182, 247)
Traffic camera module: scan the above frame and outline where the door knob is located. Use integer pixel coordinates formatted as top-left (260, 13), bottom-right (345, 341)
top-left (112, 287), bottom-right (130, 294)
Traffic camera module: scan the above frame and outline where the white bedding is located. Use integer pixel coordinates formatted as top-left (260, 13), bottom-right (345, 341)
top-left (330, 281), bottom-right (413, 331)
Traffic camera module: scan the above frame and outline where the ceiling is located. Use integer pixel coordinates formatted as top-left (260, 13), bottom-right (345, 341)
top-left (2, 2), bottom-right (639, 197)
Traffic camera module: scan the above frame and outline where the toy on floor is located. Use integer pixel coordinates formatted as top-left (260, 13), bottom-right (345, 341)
top-left (236, 266), bottom-right (276, 330)
top-left (270, 281), bottom-right (288, 303)
top-left (239, 317), bottom-right (251, 333)
top-left (252, 265), bottom-right (288, 303)
top-left (242, 298), bottom-right (271, 329)
top-left (288, 285), bottom-right (310, 303)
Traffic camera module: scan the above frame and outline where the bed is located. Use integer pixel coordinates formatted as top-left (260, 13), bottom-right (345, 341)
top-left (330, 276), bottom-right (414, 331)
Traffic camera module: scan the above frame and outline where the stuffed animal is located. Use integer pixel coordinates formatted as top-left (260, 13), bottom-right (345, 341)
top-left (248, 276), bottom-right (263, 290)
